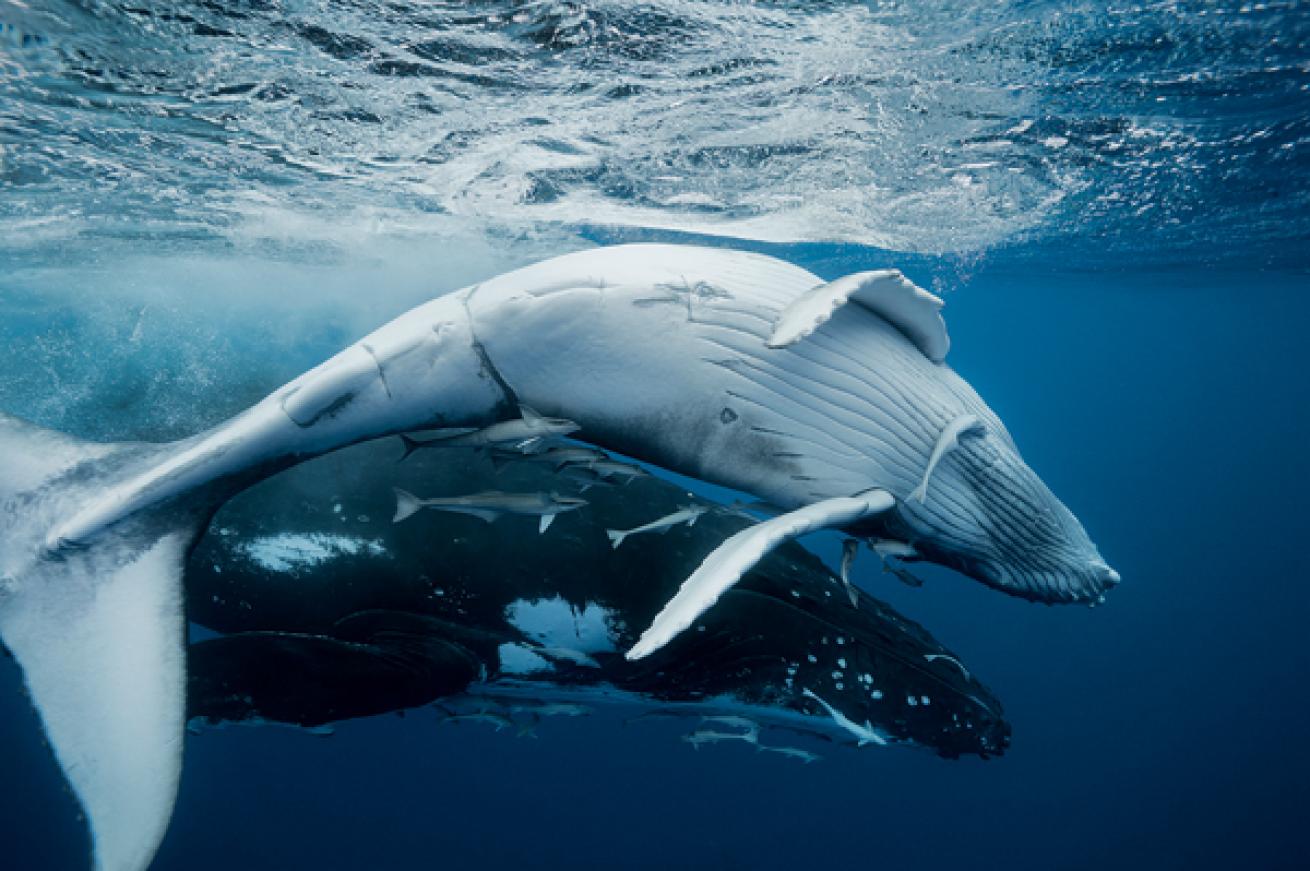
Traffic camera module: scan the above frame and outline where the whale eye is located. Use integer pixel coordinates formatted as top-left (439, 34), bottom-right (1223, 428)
top-left (720, 407), bottom-right (739, 424)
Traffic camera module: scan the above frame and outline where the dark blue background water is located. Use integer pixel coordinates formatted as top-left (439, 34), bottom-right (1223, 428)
top-left (3, 254), bottom-right (1307, 870)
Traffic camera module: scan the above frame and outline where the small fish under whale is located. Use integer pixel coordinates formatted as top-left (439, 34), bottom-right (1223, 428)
top-left (399, 406), bottom-right (581, 459)
top-left (391, 487), bottom-right (588, 533)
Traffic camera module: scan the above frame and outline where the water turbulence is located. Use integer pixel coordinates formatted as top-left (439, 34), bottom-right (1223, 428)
top-left (1, 1), bottom-right (1305, 266)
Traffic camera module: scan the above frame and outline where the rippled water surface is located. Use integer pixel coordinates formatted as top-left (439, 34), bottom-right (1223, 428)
top-left (3, 0), bottom-right (1308, 265)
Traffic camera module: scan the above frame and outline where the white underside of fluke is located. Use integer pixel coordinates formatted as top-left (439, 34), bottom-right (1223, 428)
top-left (0, 416), bottom-right (190, 871)
top-left (6, 535), bottom-right (188, 871)
top-left (626, 490), bottom-right (895, 660)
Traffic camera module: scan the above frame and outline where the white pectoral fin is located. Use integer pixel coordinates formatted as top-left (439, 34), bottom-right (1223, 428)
top-left (1, 533), bottom-right (189, 871)
top-left (767, 270), bottom-right (949, 363)
top-left (626, 491), bottom-right (894, 660)
top-left (539, 513), bottom-right (556, 534)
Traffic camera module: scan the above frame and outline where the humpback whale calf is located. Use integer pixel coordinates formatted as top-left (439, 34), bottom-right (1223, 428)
top-left (0, 243), bottom-right (1115, 870)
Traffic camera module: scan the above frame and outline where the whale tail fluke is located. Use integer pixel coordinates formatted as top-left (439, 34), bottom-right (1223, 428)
top-left (605, 529), bottom-right (628, 550)
top-left (0, 412), bottom-right (207, 871)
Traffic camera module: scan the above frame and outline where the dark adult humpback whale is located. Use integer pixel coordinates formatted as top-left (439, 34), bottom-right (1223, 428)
top-left (183, 441), bottom-right (1009, 761)
top-left (0, 243), bottom-right (1116, 870)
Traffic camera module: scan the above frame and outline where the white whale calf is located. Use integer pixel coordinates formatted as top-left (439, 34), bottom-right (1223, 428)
top-left (0, 243), bottom-right (1117, 871)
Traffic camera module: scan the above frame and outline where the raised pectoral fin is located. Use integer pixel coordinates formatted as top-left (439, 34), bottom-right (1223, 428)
top-left (626, 491), bottom-right (894, 660)
top-left (767, 270), bottom-right (949, 363)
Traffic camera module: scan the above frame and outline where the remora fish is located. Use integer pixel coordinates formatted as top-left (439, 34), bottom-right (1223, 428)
top-left (699, 714), bottom-right (760, 737)
top-left (400, 405), bottom-right (580, 459)
top-left (510, 703), bottom-right (593, 718)
top-left (802, 689), bottom-right (888, 748)
top-left (0, 243), bottom-right (1113, 871)
top-left (606, 504), bottom-right (709, 549)
top-left (758, 745), bottom-right (822, 764)
top-left (392, 488), bottom-right (587, 534)
top-left (682, 728), bottom-right (760, 750)
top-left (488, 444), bottom-right (608, 471)
top-left (588, 459), bottom-right (649, 483)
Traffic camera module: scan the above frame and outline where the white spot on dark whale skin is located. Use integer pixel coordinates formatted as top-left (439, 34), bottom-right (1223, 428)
top-left (237, 533), bottom-right (386, 573)
top-left (720, 407), bottom-right (739, 424)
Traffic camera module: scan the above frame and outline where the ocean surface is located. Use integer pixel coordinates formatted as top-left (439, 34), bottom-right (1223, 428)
top-left (2, 2), bottom-right (1308, 870)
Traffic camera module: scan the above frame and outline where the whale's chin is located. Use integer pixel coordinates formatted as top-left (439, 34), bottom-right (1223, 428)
top-left (973, 557), bottom-right (1121, 605)
top-left (899, 536), bottom-right (1119, 605)
top-left (855, 505), bottom-right (1120, 605)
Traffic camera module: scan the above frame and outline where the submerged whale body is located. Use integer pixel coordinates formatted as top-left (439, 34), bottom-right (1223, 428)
top-left (0, 243), bottom-right (1114, 870)
top-left (184, 441), bottom-right (1009, 760)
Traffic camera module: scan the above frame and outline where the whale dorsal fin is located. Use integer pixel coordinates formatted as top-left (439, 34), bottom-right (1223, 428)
top-left (767, 270), bottom-right (950, 363)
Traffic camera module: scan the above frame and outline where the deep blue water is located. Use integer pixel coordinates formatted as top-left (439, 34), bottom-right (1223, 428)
top-left (3, 2), bottom-right (1310, 870)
